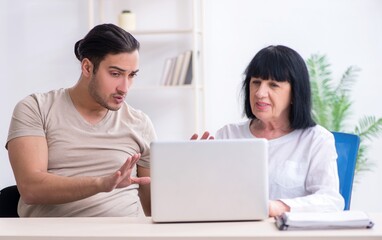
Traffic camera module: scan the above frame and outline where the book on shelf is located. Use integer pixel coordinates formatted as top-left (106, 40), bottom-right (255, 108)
top-left (183, 53), bottom-right (193, 85)
top-left (275, 210), bottom-right (374, 231)
top-left (170, 53), bottom-right (185, 86)
top-left (178, 50), bottom-right (192, 85)
top-left (160, 57), bottom-right (176, 86)
top-left (160, 50), bottom-right (193, 86)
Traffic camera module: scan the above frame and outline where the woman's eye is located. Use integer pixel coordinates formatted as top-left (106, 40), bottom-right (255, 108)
top-left (270, 82), bottom-right (279, 88)
top-left (252, 80), bottom-right (261, 85)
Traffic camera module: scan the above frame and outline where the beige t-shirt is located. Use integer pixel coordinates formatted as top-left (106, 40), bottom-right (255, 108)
top-left (6, 88), bottom-right (157, 217)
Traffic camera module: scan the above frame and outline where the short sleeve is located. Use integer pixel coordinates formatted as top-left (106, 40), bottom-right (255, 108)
top-left (6, 95), bottom-right (46, 149)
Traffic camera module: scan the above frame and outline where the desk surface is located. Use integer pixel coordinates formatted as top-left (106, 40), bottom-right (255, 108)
top-left (0, 213), bottom-right (381, 240)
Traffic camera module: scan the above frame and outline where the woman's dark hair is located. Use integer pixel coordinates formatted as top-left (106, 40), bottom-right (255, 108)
top-left (74, 24), bottom-right (140, 73)
top-left (242, 45), bottom-right (315, 129)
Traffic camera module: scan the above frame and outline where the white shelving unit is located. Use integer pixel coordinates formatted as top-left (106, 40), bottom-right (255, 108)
top-left (88, 0), bottom-right (205, 140)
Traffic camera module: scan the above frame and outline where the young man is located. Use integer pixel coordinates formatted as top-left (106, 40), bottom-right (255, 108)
top-left (6, 24), bottom-right (156, 217)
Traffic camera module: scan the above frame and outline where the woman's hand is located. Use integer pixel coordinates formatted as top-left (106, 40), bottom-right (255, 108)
top-left (190, 131), bottom-right (215, 140)
top-left (269, 200), bottom-right (290, 217)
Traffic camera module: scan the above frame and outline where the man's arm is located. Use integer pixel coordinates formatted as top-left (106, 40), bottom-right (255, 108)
top-left (8, 136), bottom-right (143, 205)
top-left (137, 166), bottom-right (151, 216)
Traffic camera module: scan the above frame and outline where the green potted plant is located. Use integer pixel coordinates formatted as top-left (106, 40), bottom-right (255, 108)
top-left (307, 54), bottom-right (382, 177)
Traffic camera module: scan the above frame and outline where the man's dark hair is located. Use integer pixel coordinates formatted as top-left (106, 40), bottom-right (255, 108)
top-left (74, 24), bottom-right (140, 73)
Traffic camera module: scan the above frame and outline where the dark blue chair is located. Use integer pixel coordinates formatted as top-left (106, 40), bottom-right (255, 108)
top-left (332, 131), bottom-right (360, 210)
top-left (0, 185), bottom-right (20, 217)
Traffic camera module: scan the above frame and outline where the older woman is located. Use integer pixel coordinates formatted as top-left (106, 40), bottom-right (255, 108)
top-left (195, 45), bottom-right (344, 217)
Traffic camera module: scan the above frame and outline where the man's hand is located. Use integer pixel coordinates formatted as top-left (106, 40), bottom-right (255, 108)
top-left (101, 153), bottom-right (150, 192)
top-left (190, 131), bottom-right (215, 140)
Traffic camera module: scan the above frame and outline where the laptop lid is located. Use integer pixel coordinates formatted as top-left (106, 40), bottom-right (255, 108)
top-left (150, 139), bottom-right (269, 222)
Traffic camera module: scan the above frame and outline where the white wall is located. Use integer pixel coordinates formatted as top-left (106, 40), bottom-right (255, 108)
top-left (1, 0), bottom-right (382, 212)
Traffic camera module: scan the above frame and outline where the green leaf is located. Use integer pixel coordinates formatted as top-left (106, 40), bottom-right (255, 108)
top-left (354, 116), bottom-right (382, 141)
top-left (335, 66), bottom-right (361, 94)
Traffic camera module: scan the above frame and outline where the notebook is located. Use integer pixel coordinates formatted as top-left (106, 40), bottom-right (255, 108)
top-left (150, 139), bottom-right (269, 222)
top-left (275, 211), bottom-right (374, 230)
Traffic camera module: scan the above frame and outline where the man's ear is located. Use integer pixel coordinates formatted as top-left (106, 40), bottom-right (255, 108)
top-left (81, 58), bottom-right (93, 77)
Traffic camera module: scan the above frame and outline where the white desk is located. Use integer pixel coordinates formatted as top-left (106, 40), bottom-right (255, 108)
top-left (0, 213), bottom-right (381, 240)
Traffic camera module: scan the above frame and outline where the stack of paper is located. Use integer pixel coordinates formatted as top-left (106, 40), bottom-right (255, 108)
top-left (275, 211), bottom-right (374, 230)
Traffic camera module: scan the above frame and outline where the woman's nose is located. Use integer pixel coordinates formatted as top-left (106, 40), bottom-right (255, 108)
top-left (255, 84), bottom-right (268, 98)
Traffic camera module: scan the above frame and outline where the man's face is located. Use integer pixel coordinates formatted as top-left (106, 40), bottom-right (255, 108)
top-left (88, 50), bottom-right (139, 111)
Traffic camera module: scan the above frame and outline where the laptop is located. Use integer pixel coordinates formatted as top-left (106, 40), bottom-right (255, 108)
top-left (150, 139), bottom-right (269, 222)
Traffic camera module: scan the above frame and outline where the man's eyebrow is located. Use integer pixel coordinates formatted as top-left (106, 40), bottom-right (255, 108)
top-left (109, 66), bottom-right (139, 74)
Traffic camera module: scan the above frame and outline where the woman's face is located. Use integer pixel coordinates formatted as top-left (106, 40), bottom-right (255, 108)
top-left (249, 77), bottom-right (292, 124)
